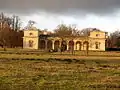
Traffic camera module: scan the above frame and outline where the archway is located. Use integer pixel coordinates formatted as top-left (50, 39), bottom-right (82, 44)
top-left (95, 42), bottom-right (100, 49)
top-left (29, 40), bottom-right (34, 47)
top-left (39, 40), bottom-right (45, 49)
top-left (83, 41), bottom-right (89, 50)
top-left (47, 40), bottom-right (52, 50)
top-left (54, 40), bottom-right (60, 51)
top-left (76, 41), bottom-right (82, 50)
top-left (61, 40), bottom-right (67, 51)
top-left (69, 40), bottom-right (74, 51)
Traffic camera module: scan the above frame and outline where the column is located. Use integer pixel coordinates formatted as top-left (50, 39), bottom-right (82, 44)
top-left (67, 41), bottom-right (69, 50)
top-left (81, 42), bottom-right (83, 50)
top-left (74, 41), bottom-right (76, 51)
top-left (59, 40), bottom-right (62, 52)
top-left (52, 40), bottom-right (55, 50)
top-left (59, 40), bottom-right (62, 48)
top-left (45, 40), bottom-right (48, 50)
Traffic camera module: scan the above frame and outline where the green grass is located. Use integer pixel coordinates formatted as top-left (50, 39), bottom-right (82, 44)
top-left (1, 48), bottom-right (120, 57)
top-left (0, 49), bottom-right (120, 89)
top-left (1, 53), bottom-right (120, 61)
top-left (0, 57), bottom-right (120, 90)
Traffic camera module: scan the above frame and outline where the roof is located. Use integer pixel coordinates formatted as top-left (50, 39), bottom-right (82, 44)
top-left (24, 26), bottom-right (38, 31)
top-left (90, 28), bottom-right (105, 33)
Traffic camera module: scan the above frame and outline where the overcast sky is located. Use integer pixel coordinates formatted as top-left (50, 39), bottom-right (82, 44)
top-left (1, 0), bottom-right (120, 32)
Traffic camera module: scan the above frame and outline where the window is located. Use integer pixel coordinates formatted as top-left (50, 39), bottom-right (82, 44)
top-left (95, 42), bottom-right (100, 49)
top-left (29, 33), bottom-right (33, 35)
top-left (95, 42), bottom-right (99, 49)
top-left (96, 34), bottom-right (100, 37)
top-left (29, 40), bottom-right (34, 47)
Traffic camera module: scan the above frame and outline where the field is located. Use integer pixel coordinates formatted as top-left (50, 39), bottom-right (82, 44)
top-left (0, 50), bottom-right (120, 90)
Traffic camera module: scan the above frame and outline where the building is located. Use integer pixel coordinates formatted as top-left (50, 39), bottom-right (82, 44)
top-left (23, 27), bottom-right (108, 51)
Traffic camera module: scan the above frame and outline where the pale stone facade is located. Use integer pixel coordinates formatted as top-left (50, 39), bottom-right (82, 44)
top-left (23, 29), bottom-right (39, 49)
top-left (23, 28), bottom-right (108, 51)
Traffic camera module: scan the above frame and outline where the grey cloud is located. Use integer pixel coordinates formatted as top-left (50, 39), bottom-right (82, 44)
top-left (0, 0), bottom-right (120, 16)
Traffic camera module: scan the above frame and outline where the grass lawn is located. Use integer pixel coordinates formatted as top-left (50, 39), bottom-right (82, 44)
top-left (0, 55), bottom-right (120, 90)
top-left (0, 49), bottom-right (120, 89)
top-left (1, 48), bottom-right (120, 57)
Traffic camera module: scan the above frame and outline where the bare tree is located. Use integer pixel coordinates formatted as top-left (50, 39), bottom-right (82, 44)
top-left (108, 30), bottom-right (120, 48)
top-left (54, 24), bottom-right (73, 36)
top-left (11, 15), bottom-right (21, 31)
top-left (0, 12), bottom-right (22, 50)
top-left (54, 24), bottom-right (77, 54)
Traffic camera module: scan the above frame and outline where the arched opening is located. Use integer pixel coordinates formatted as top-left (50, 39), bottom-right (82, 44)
top-left (47, 40), bottom-right (52, 50)
top-left (69, 40), bottom-right (74, 51)
top-left (76, 41), bottom-right (82, 50)
top-left (54, 40), bottom-right (60, 51)
top-left (39, 40), bottom-right (45, 49)
top-left (83, 41), bottom-right (89, 50)
top-left (61, 40), bottom-right (67, 51)
top-left (95, 42), bottom-right (100, 49)
top-left (29, 40), bottom-right (34, 47)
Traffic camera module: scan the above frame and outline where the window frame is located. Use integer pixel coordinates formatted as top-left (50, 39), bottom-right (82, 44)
top-left (29, 40), bottom-right (34, 47)
top-left (96, 34), bottom-right (100, 37)
top-left (29, 32), bottom-right (33, 36)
